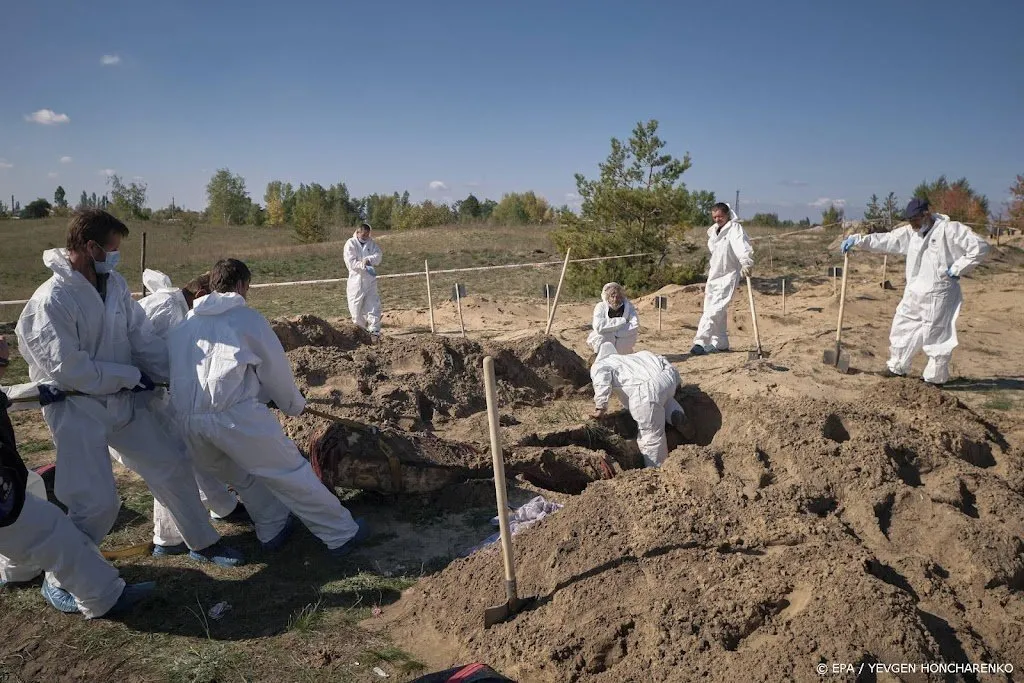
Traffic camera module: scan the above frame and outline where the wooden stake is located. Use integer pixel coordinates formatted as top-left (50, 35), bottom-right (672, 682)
top-left (456, 285), bottom-right (466, 338)
top-left (140, 232), bottom-right (148, 296)
top-left (768, 235), bottom-right (774, 271)
top-left (881, 255), bottom-right (888, 288)
top-left (545, 287), bottom-right (550, 325)
top-left (782, 278), bottom-right (786, 316)
top-left (544, 249), bottom-right (571, 335)
top-left (832, 269), bottom-right (837, 297)
top-left (658, 306), bottom-right (662, 332)
top-left (425, 260), bottom-right (435, 334)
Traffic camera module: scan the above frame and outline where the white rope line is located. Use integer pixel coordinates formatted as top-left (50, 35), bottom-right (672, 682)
top-left (0, 252), bottom-right (655, 305)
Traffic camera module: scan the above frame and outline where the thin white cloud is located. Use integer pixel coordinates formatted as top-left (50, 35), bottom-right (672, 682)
top-left (60, 155), bottom-right (73, 164)
top-left (99, 168), bottom-right (116, 177)
top-left (25, 109), bottom-right (70, 125)
top-left (48, 171), bottom-right (59, 179)
top-left (428, 180), bottom-right (449, 191)
top-left (100, 54), bottom-right (121, 66)
top-left (809, 197), bottom-right (846, 209)
top-left (780, 179), bottom-right (809, 187)
top-left (0, 159), bottom-right (12, 169)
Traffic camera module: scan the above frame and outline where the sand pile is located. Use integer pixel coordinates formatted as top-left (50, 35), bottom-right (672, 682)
top-left (286, 332), bottom-right (590, 429)
top-left (271, 314), bottom-right (371, 351)
top-left (380, 380), bottom-right (1024, 681)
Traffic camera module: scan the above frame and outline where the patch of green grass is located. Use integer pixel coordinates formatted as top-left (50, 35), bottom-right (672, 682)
top-left (983, 396), bottom-right (1014, 411)
top-left (288, 593), bottom-right (326, 634)
top-left (16, 438), bottom-right (53, 454)
top-left (363, 646), bottom-right (427, 675)
top-left (167, 642), bottom-right (243, 683)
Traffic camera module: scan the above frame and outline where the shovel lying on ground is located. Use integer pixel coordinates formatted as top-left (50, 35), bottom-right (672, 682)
top-left (745, 275), bottom-right (765, 360)
top-left (822, 253), bottom-right (852, 373)
top-left (481, 356), bottom-right (535, 629)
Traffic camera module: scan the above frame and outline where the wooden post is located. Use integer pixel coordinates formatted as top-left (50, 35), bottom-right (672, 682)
top-left (425, 260), bottom-right (435, 334)
top-left (140, 232), bottom-right (148, 296)
top-left (658, 306), bottom-right (662, 332)
top-left (768, 235), bottom-right (774, 271)
top-left (544, 249), bottom-right (571, 335)
top-left (782, 278), bottom-right (786, 316)
top-left (545, 287), bottom-right (551, 324)
top-left (881, 255), bottom-right (888, 289)
top-left (455, 285), bottom-right (466, 338)
top-left (832, 269), bottom-right (837, 297)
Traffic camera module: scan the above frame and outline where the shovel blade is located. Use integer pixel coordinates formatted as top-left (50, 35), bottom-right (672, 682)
top-left (836, 352), bottom-right (852, 374)
top-left (822, 348), bottom-right (838, 366)
top-left (483, 596), bottom-right (536, 629)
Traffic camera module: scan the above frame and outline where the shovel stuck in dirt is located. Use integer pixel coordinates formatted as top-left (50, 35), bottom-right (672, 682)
top-left (822, 253), bottom-right (852, 373)
top-left (481, 356), bottom-right (535, 629)
top-left (744, 276), bottom-right (765, 360)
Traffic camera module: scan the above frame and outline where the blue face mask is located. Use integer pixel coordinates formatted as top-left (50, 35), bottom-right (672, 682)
top-left (93, 248), bottom-right (120, 274)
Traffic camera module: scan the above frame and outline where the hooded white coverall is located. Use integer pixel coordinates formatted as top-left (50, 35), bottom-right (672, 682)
top-left (14, 250), bottom-right (222, 590)
top-left (591, 343), bottom-right (685, 468)
top-left (112, 270), bottom-right (240, 547)
top-left (693, 206), bottom-right (754, 352)
top-left (343, 231), bottom-right (383, 334)
top-left (586, 286), bottom-right (640, 355)
top-left (848, 214), bottom-right (989, 384)
top-left (168, 292), bottom-right (359, 549)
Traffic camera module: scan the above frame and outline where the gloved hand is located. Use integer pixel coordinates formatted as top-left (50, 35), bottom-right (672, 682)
top-left (946, 266), bottom-right (960, 280)
top-left (365, 265), bottom-right (377, 277)
top-left (132, 373), bottom-right (155, 393)
top-left (37, 385), bottom-right (67, 406)
top-left (592, 406), bottom-right (606, 419)
top-left (840, 235), bottom-right (860, 254)
top-left (740, 265), bottom-right (752, 279)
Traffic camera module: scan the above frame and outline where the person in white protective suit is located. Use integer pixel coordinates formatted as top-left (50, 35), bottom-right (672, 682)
top-left (168, 258), bottom-right (368, 557)
top-left (841, 198), bottom-right (990, 385)
top-left (110, 269), bottom-right (249, 556)
top-left (1, 336), bottom-right (155, 617)
top-left (586, 282), bottom-right (640, 355)
top-left (690, 202), bottom-right (754, 356)
top-left (13, 210), bottom-right (244, 609)
top-left (343, 222), bottom-right (383, 336)
top-left (590, 342), bottom-right (691, 468)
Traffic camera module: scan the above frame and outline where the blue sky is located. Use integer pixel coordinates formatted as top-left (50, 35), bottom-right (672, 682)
top-left (1, 0), bottom-right (1021, 221)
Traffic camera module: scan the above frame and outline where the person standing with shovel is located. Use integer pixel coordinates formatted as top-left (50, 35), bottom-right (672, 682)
top-left (840, 198), bottom-right (989, 386)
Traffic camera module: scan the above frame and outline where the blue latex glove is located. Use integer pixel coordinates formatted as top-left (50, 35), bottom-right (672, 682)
top-left (365, 265), bottom-right (377, 277)
top-left (132, 372), bottom-right (155, 393)
top-left (947, 266), bottom-right (959, 280)
top-left (37, 385), bottom-right (66, 406)
top-left (840, 236), bottom-right (858, 254)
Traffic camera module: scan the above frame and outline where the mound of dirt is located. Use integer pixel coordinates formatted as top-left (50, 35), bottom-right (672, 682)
top-left (288, 334), bottom-right (589, 428)
top-left (379, 380), bottom-right (1024, 681)
top-left (271, 314), bottom-right (371, 351)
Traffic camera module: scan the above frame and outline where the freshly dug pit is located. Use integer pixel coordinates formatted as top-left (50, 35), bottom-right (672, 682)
top-left (378, 380), bottom-right (1024, 681)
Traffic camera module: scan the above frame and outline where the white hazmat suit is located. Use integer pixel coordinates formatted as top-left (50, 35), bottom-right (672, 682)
top-left (693, 206), bottom-right (754, 352)
top-left (591, 343), bottom-right (686, 468)
top-left (586, 284), bottom-right (640, 355)
top-left (168, 292), bottom-right (360, 550)
top-left (846, 214), bottom-right (989, 384)
top-left (14, 250), bottom-right (225, 588)
top-left (344, 231), bottom-right (383, 334)
top-left (112, 270), bottom-right (240, 548)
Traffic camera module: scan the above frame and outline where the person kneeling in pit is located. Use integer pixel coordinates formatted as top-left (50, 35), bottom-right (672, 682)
top-left (586, 282), bottom-right (640, 355)
top-left (168, 258), bottom-right (368, 558)
top-left (589, 342), bottom-right (691, 468)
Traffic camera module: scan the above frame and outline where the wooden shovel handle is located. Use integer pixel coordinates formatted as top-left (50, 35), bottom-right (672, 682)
top-left (835, 253), bottom-right (850, 345)
top-left (483, 357), bottom-right (517, 594)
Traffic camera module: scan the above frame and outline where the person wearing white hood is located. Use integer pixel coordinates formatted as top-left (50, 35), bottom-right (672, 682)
top-left (14, 210), bottom-right (244, 607)
top-left (343, 222), bottom-right (383, 337)
top-left (168, 258), bottom-right (367, 558)
top-left (586, 282), bottom-right (640, 355)
top-left (690, 203), bottom-right (754, 356)
top-left (109, 269), bottom-right (248, 555)
top-left (590, 342), bottom-right (690, 468)
top-left (840, 198), bottom-right (990, 386)
top-left (1, 336), bottom-right (155, 618)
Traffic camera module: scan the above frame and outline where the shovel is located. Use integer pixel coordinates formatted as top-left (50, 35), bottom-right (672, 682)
top-left (744, 275), bottom-right (764, 360)
top-left (481, 356), bottom-right (535, 629)
top-left (822, 253), bottom-right (852, 373)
